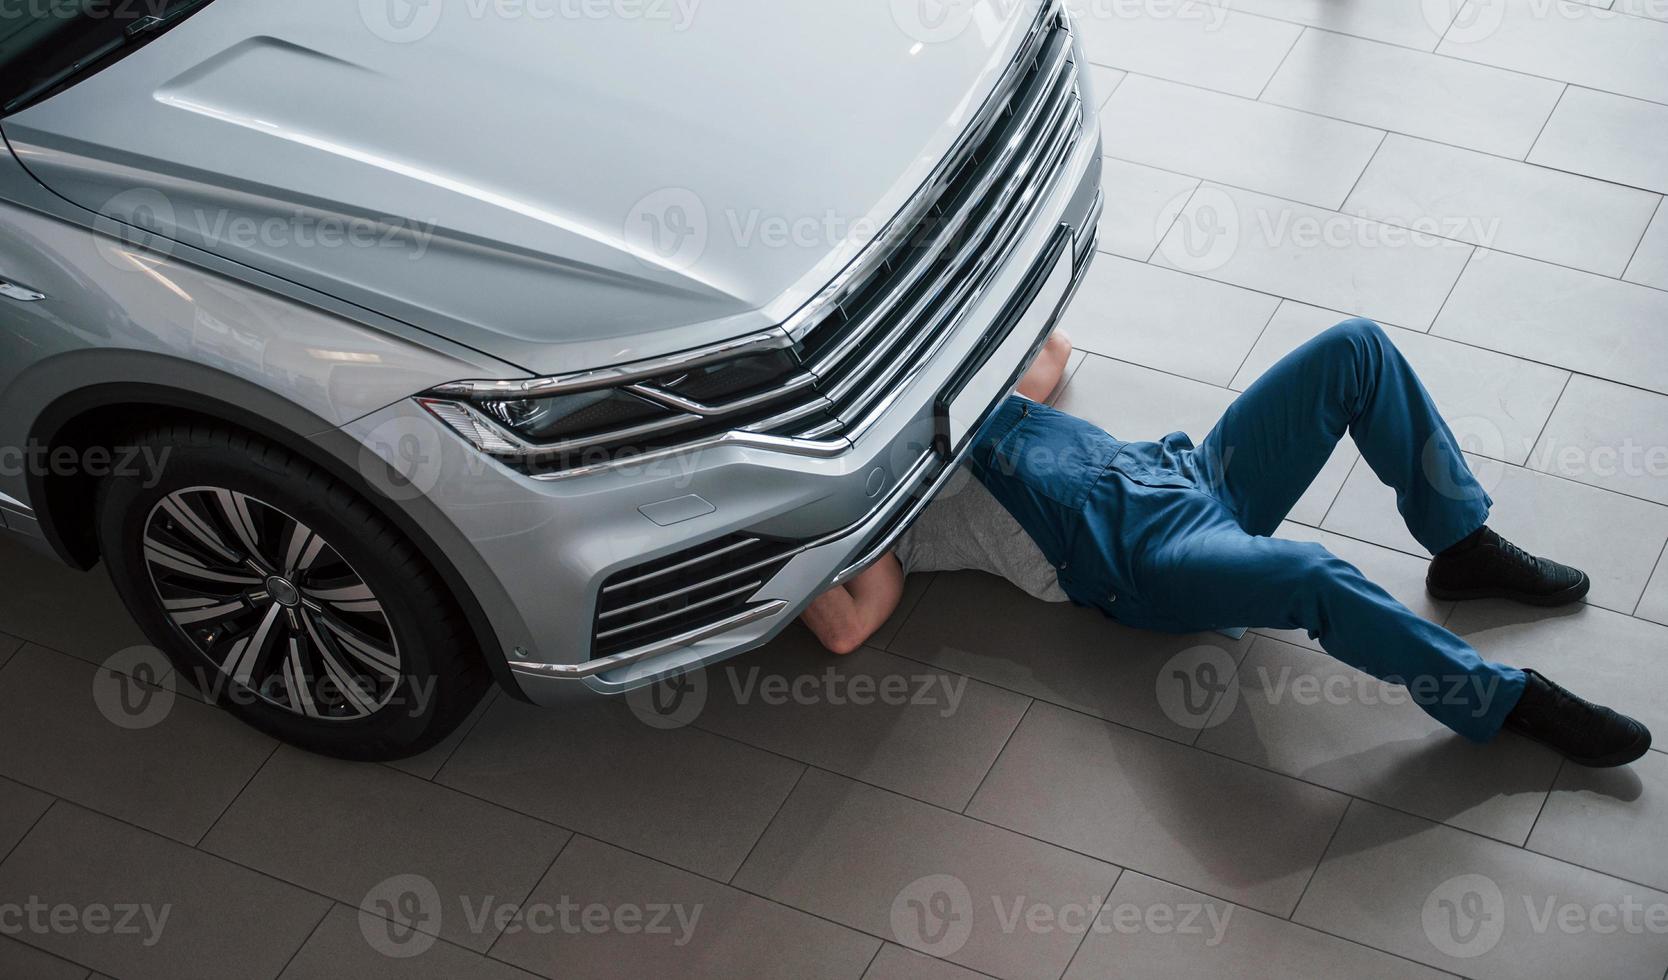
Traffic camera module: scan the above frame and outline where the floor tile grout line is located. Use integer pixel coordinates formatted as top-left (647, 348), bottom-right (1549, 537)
top-left (1104, 66), bottom-right (1668, 200)
top-left (1524, 83), bottom-right (1571, 163)
top-left (1316, 453), bottom-right (1361, 529)
top-left (878, 571), bottom-right (941, 656)
top-left (1336, 129), bottom-right (1390, 214)
top-left (686, 653), bottom-right (1578, 881)
top-left (1424, 244), bottom-right (1478, 335)
top-left (1223, 299), bottom-right (1285, 389)
top-left (1638, 538), bottom-right (1668, 617)
top-left (1253, 24), bottom-right (1306, 102)
top-left (483, 831), bottom-right (579, 958)
top-left (1621, 195), bottom-right (1665, 279)
top-left (1284, 797), bottom-right (1354, 922)
top-left (389, 686), bottom-right (502, 784)
top-left (268, 897), bottom-right (335, 980)
top-left (1054, 872), bottom-right (1121, 980)
top-left (723, 764), bottom-right (808, 886)
top-left (1090, 3), bottom-right (1668, 96)
top-left (856, 940), bottom-right (886, 979)
top-left (1113, 155), bottom-right (1668, 300)
top-left (0, 795), bottom-right (57, 871)
top-left (1523, 373), bottom-right (1575, 469)
top-left (1141, 180), bottom-right (1203, 264)
top-left (957, 697), bottom-right (1036, 815)
top-left (193, 742), bottom-right (280, 849)
top-left (1522, 757), bottom-right (1567, 848)
top-left (4, 683), bottom-right (1655, 974)
top-left (1431, 45), bottom-right (1668, 110)
top-left (1, 796), bottom-right (353, 932)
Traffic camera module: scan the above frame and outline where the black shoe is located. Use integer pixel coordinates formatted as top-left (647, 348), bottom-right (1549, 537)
top-left (1427, 527), bottom-right (1590, 606)
top-left (1504, 669), bottom-right (1650, 767)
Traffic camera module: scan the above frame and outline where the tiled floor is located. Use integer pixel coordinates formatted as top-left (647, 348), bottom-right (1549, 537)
top-left (3, 2), bottom-right (1667, 978)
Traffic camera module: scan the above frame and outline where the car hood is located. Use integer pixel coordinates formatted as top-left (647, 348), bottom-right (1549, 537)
top-left (3, 0), bottom-right (1040, 376)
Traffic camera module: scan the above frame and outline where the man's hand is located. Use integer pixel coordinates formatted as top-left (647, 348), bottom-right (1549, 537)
top-left (800, 553), bottom-right (905, 654)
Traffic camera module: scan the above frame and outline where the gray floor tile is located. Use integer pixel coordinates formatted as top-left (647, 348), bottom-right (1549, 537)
top-left (1262, 30), bottom-right (1564, 158)
top-left (733, 768), bottom-right (1120, 980)
top-left (1062, 871), bottom-right (1449, 980)
top-left (493, 835), bottom-right (878, 980)
top-left (1214, 0), bottom-right (1456, 48)
top-left (0, 936), bottom-right (90, 980)
top-left (1435, 249), bottom-right (1668, 396)
top-left (1094, 156), bottom-right (1199, 261)
top-left (1625, 201), bottom-right (1668, 290)
top-left (1085, 65), bottom-right (1126, 111)
top-left (1438, 0), bottom-right (1668, 106)
top-left (0, 803), bottom-right (329, 980)
top-left (386, 688), bottom-right (501, 781)
top-left (1232, 301), bottom-right (1570, 466)
top-left (966, 701), bottom-right (1349, 916)
top-left (1254, 523), bottom-right (1454, 653)
top-left (1153, 183), bottom-right (1475, 331)
top-left (692, 629), bottom-right (1029, 811)
top-left (1615, 0), bottom-right (1668, 20)
top-left (1638, 548), bottom-right (1668, 625)
top-left (864, 943), bottom-right (988, 980)
top-left (1530, 375), bottom-right (1668, 505)
top-left (1056, 350), bottom-right (1236, 437)
top-left (1197, 635), bottom-right (1560, 843)
top-left (201, 746), bottom-right (570, 953)
top-left (1295, 800), bottom-right (1668, 979)
top-left (0, 632), bottom-right (19, 672)
top-left (435, 695), bottom-right (802, 881)
top-left (1070, 0), bottom-right (1302, 96)
top-left (1527, 751), bottom-right (1668, 894)
top-left (1058, 353), bottom-right (1357, 526)
top-left (1450, 601), bottom-right (1668, 745)
top-left (1324, 451), bottom-right (1668, 610)
top-left (278, 905), bottom-right (543, 980)
top-left (873, 569), bottom-right (934, 651)
top-left (0, 645), bottom-right (275, 845)
top-left (889, 569), bottom-right (1248, 742)
top-left (1100, 75), bottom-right (1383, 208)
top-left (1343, 134), bottom-right (1659, 276)
top-left (0, 537), bottom-right (145, 667)
top-left (0, 775), bottom-right (51, 859)
top-left (1529, 87), bottom-right (1668, 192)
top-left (1057, 254), bottom-right (1279, 385)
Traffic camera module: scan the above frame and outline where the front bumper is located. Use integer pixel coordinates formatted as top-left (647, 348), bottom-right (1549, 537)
top-left (342, 108), bottom-right (1103, 706)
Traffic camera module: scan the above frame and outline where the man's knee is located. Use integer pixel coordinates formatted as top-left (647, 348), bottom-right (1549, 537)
top-left (1284, 542), bottom-right (1360, 597)
top-left (1321, 317), bottom-right (1388, 358)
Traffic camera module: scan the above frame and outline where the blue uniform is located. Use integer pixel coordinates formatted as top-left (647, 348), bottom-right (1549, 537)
top-left (967, 318), bottom-right (1525, 741)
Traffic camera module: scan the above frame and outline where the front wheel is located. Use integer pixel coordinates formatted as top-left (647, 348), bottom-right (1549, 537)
top-left (97, 424), bottom-right (487, 761)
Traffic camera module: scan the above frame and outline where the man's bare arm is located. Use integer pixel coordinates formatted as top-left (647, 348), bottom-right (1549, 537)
top-left (799, 553), bottom-right (905, 654)
top-left (1017, 329), bottom-right (1072, 402)
top-left (801, 330), bottom-right (1069, 654)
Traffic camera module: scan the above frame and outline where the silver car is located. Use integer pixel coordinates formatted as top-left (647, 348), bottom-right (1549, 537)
top-left (0, 0), bottom-right (1103, 757)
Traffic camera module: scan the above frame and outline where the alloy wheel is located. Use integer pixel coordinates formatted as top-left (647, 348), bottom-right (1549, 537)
top-left (141, 486), bottom-right (401, 719)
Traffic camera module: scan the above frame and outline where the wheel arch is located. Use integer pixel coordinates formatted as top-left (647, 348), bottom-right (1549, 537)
top-left (19, 361), bottom-right (528, 700)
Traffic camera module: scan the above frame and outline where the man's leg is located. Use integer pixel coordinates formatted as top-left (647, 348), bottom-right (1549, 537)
top-left (1138, 521), bottom-right (1522, 741)
top-left (1193, 318), bottom-right (1486, 552)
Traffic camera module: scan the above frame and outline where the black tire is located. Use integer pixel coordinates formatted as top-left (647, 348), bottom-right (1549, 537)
top-left (96, 422), bottom-right (487, 761)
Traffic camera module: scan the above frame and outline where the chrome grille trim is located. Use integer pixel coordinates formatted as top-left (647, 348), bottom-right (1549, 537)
top-left (799, 29), bottom-right (1073, 384)
top-left (436, 3), bottom-right (1080, 478)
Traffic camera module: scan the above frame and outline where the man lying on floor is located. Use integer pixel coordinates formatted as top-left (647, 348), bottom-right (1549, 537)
top-left (800, 319), bottom-right (1650, 768)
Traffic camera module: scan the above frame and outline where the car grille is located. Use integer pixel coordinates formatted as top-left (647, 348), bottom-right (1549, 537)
top-left (751, 5), bottom-right (1083, 442)
top-left (588, 5), bottom-right (1082, 660)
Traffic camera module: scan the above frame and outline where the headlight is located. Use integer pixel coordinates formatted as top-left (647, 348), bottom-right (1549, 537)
top-left (419, 340), bottom-right (814, 473)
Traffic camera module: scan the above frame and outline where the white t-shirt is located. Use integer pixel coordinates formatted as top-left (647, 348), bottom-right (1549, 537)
top-left (894, 465), bottom-right (1068, 602)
